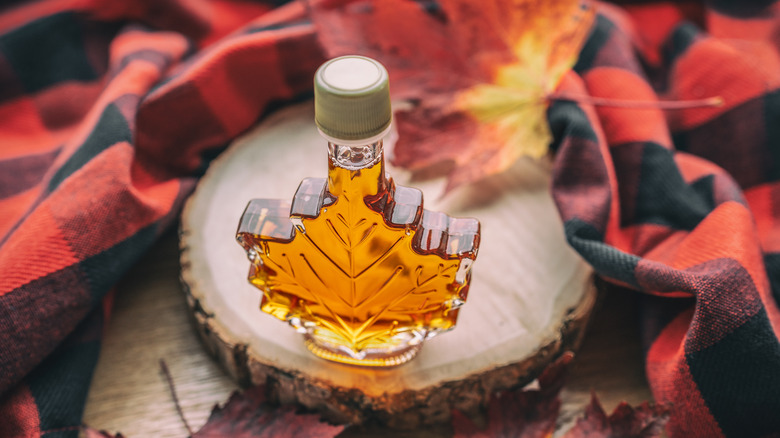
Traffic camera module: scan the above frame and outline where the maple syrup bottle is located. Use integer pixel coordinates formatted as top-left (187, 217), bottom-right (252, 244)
top-left (236, 56), bottom-right (480, 367)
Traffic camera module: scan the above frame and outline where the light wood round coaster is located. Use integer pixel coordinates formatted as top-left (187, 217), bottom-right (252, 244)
top-left (179, 102), bottom-right (595, 427)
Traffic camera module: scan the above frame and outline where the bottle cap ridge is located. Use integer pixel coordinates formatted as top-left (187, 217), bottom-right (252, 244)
top-left (314, 56), bottom-right (392, 141)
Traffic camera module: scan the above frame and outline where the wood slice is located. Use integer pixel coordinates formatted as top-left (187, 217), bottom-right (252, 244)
top-left (179, 102), bottom-right (595, 428)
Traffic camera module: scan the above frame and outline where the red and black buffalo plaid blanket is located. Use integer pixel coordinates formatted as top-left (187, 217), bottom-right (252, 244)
top-left (0, 1), bottom-right (779, 437)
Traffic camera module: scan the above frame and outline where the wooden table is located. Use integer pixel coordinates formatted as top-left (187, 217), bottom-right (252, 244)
top-left (82, 229), bottom-right (653, 437)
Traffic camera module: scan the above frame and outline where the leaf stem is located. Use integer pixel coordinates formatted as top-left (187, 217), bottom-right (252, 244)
top-left (159, 359), bottom-right (194, 436)
top-left (548, 92), bottom-right (724, 109)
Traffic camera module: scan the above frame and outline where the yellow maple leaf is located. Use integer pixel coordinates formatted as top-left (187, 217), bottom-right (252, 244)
top-left (447, 0), bottom-right (595, 189)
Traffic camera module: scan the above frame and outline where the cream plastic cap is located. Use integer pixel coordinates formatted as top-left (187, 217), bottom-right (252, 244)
top-left (314, 56), bottom-right (392, 141)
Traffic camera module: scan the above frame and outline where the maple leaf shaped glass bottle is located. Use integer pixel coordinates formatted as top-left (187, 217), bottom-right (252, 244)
top-left (236, 56), bottom-right (480, 367)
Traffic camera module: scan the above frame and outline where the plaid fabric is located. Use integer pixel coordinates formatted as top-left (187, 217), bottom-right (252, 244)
top-left (0, 1), bottom-right (322, 436)
top-left (551, 1), bottom-right (780, 437)
top-left (0, 1), bottom-right (778, 437)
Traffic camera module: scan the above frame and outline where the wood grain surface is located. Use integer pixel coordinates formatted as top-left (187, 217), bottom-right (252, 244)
top-left (179, 103), bottom-right (598, 427)
top-left (82, 230), bottom-right (653, 437)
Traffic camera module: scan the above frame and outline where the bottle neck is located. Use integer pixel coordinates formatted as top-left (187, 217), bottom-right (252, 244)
top-left (326, 140), bottom-right (388, 198)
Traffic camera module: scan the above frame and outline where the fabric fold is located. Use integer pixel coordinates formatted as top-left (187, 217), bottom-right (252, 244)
top-left (1, 1), bottom-right (780, 437)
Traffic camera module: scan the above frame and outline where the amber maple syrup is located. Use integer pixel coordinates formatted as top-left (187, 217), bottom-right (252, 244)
top-left (236, 56), bottom-right (480, 366)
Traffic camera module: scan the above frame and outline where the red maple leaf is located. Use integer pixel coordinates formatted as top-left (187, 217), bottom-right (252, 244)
top-left (192, 386), bottom-right (345, 438)
top-left (449, 352), bottom-right (670, 438)
top-left (562, 393), bottom-right (670, 438)
top-left (309, 0), bottom-right (595, 192)
top-left (451, 352), bottom-right (573, 438)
